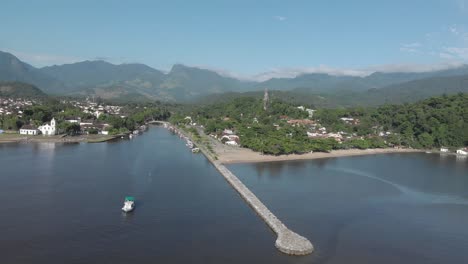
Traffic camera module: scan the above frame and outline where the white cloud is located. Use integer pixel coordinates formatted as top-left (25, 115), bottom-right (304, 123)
top-left (201, 61), bottom-right (466, 82)
top-left (457, 0), bottom-right (468, 11)
top-left (443, 47), bottom-right (468, 59)
top-left (364, 61), bottom-right (465, 73)
top-left (3, 49), bottom-right (82, 67)
top-left (400, 42), bottom-right (422, 53)
top-left (273, 16), bottom-right (287, 21)
top-left (448, 25), bottom-right (468, 42)
top-left (251, 66), bottom-right (369, 81)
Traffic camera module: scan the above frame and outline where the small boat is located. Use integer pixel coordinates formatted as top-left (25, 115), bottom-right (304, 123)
top-left (122, 196), bottom-right (135, 212)
top-left (192, 147), bottom-right (200, 153)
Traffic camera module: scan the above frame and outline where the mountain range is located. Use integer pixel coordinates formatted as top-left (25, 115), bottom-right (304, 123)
top-left (1, 50), bottom-right (467, 105)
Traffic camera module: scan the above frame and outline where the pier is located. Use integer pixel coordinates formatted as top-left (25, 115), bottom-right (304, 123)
top-left (170, 124), bottom-right (313, 255)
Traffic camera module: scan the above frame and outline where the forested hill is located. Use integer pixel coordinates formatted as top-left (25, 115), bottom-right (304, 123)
top-left (0, 82), bottom-right (47, 98)
top-left (315, 93), bottom-right (468, 148)
top-left (1, 50), bottom-right (468, 104)
top-left (178, 93), bottom-right (467, 155)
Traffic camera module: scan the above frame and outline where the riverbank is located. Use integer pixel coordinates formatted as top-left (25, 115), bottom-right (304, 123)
top-left (0, 133), bottom-right (118, 144)
top-left (216, 146), bottom-right (424, 164)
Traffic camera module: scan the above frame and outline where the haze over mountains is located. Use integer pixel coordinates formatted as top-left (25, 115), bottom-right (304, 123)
top-left (1, 50), bottom-right (467, 105)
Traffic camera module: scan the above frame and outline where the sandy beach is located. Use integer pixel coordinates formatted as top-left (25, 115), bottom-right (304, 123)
top-left (210, 139), bottom-right (423, 164)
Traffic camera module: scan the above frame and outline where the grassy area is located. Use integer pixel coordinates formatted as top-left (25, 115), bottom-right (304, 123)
top-left (86, 135), bottom-right (117, 143)
top-left (0, 133), bottom-right (25, 142)
top-left (0, 132), bottom-right (117, 143)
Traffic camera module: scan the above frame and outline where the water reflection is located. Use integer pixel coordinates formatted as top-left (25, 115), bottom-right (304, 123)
top-left (456, 154), bottom-right (467, 162)
top-left (252, 158), bottom-right (332, 179)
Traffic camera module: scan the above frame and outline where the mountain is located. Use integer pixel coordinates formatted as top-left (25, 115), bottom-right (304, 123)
top-left (0, 51), bottom-right (64, 91)
top-left (157, 64), bottom-right (254, 101)
top-left (264, 65), bottom-right (468, 93)
top-left (0, 50), bottom-right (467, 103)
top-left (40, 60), bottom-right (166, 93)
top-left (40, 62), bottom-right (253, 101)
top-left (195, 74), bottom-right (468, 108)
top-left (361, 74), bottom-right (468, 105)
top-left (0, 81), bottom-right (47, 98)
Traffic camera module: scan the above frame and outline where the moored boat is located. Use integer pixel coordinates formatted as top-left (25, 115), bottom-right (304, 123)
top-left (122, 196), bottom-right (135, 212)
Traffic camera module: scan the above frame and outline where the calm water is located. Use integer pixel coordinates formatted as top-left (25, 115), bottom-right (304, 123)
top-left (229, 152), bottom-right (468, 264)
top-left (0, 127), bottom-right (467, 263)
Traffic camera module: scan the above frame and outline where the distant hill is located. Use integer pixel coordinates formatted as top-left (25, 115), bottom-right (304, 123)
top-left (0, 51), bottom-right (64, 91)
top-left (195, 74), bottom-right (468, 108)
top-left (0, 81), bottom-right (47, 98)
top-left (265, 65), bottom-right (468, 93)
top-left (0, 50), bottom-right (467, 104)
top-left (40, 62), bottom-right (254, 101)
top-left (40, 60), bottom-right (166, 94)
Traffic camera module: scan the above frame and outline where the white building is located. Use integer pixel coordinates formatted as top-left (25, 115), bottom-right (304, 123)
top-left (65, 117), bottom-right (81, 123)
top-left (440, 147), bottom-right (449, 152)
top-left (20, 125), bottom-right (39, 135)
top-left (225, 140), bottom-right (239, 146)
top-left (38, 118), bottom-right (56, 136)
top-left (456, 149), bottom-right (468, 155)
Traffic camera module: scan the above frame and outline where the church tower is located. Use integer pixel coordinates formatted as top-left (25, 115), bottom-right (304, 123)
top-left (263, 88), bottom-right (269, 111)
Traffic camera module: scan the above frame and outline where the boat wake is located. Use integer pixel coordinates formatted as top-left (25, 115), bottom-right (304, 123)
top-left (328, 167), bottom-right (468, 206)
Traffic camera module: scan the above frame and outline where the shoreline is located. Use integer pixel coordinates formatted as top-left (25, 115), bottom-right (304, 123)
top-left (0, 134), bottom-right (119, 144)
top-left (172, 124), bottom-right (427, 165)
top-left (212, 143), bottom-right (424, 164)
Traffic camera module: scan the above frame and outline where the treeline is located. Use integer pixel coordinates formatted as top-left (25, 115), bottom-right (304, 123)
top-left (314, 93), bottom-right (467, 149)
top-left (175, 93), bottom-right (467, 155)
top-left (99, 104), bottom-right (171, 134)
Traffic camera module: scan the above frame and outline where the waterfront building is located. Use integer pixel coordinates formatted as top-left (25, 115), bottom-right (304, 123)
top-left (38, 118), bottom-right (56, 136)
top-left (19, 125), bottom-right (39, 135)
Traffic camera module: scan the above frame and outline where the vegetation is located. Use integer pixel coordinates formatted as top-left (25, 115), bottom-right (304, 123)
top-left (0, 82), bottom-right (47, 98)
top-left (178, 93), bottom-right (467, 155)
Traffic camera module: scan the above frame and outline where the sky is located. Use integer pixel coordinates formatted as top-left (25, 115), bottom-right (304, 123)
top-left (1, 0), bottom-right (468, 80)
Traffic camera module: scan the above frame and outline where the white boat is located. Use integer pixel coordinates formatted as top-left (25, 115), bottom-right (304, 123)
top-left (192, 148), bottom-right (200, 153)
top-left (122, 196), bottom-right (135, 212)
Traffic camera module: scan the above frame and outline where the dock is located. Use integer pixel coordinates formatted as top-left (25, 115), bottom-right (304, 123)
top-left (170, 124), bottom-right (313, 255)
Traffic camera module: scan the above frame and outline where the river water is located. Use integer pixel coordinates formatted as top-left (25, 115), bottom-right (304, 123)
top-left (0, 126), bottom-right (467, 263)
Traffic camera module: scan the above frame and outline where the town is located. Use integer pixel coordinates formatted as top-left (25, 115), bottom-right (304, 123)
top-left (0, 96), bottom-right (170, 142)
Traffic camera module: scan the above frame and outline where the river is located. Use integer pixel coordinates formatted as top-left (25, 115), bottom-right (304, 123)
top-left (0, 126), bottom-right (467, 263)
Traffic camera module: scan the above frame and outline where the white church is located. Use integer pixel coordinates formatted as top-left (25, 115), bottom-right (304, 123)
top-left (38, 118), bottom-right (57, 136)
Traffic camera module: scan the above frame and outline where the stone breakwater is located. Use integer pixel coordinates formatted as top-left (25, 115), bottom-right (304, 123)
top-left (167, 125), bottom-right (313, 255)
top-left (214, 162), bottom-right (314, 255)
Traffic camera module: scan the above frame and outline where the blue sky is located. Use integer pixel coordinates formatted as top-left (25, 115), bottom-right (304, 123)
top-left (1, 0), bottom-right (467, 80)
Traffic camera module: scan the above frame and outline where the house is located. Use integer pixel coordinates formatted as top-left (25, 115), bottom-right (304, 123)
top-left (38, 118), bottom-right (56, 136)
top-left (65, 117), bottom-right (81, 123)
top-left (80, 120), bottom-right (94, 126)
top-left (340, 117), bottom-right (360, 125)
top-left (221, 134), bottom-right (240, 144)
top-left (287, 119), bottom-right (315, 126)
top-left (225, 140), bottom-right (239, 146)
top-left (20, 124), bottom-right (39, 135)
top-left (222, 129), bottom-right (234, 135)
top-left (440, 147), bottom-right (449, 153)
